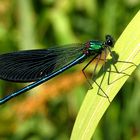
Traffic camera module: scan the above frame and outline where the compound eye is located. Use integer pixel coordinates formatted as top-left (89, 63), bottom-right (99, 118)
top-left (105, 35), bottom-right (114, 47)
top-left (107, 39), bottom-right (113, 46)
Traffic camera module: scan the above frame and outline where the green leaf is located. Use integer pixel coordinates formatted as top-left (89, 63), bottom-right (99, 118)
top-left (70, 10), bottom-right (140, 140)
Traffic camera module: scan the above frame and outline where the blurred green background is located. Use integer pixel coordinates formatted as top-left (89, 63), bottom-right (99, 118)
top-left (0, 0), bottom-right (140, 140)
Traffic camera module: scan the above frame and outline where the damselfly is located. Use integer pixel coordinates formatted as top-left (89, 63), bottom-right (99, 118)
top-left (0, 35), bottom-right (114, 104)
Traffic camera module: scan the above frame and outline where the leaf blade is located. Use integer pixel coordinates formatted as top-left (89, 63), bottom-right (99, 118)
top-left (70, 10), bottom-right (140, 140)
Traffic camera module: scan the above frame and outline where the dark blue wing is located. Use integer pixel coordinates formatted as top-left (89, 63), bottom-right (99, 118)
top-left (0, 44), bottom-right (85, 82)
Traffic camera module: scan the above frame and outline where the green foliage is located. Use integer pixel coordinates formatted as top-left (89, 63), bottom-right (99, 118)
top-left (0, 0), bottom-right (140, 140)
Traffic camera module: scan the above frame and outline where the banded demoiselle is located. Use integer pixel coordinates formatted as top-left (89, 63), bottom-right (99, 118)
top-left (0, 35), bottom-right (114, 104)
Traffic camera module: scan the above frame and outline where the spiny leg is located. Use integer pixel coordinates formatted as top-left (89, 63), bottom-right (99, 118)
top-left (82, 53), bottom-right (110, 102)
top-left (91, 54), bottom-right (102, 80)
top-left (102, 48), bottom-right (108, 71)
top-left (92, 56), bottom-right (130, 87)
top-left (90, 48), bottom-right (137, 101)
top-left (95, 49), bottom-right (111, 102)
top-left (82, 55), bottom-right (99, 88)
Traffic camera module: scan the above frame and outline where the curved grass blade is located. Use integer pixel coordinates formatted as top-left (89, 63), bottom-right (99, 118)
top-left (70, 10), bottom-right (140, 140)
